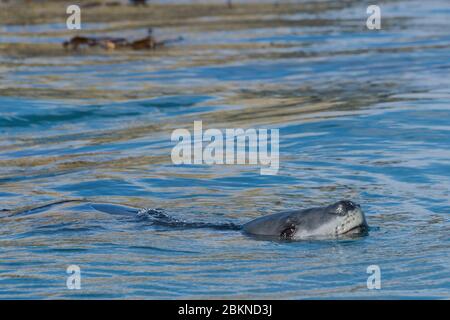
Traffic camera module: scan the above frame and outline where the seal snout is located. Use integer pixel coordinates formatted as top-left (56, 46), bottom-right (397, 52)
top-left (334, 200), bottom-right (368, 236)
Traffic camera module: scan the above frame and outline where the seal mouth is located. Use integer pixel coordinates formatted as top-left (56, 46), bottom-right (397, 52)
top-left (343, 224), bottom-right (368, 235)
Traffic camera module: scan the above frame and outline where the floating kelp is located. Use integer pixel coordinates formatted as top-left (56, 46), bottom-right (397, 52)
top-left (63, 29), bottom-right (182, 51)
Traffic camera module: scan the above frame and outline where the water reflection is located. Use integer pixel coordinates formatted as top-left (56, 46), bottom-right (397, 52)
top-left (0, 0), bottom-right (449, 299)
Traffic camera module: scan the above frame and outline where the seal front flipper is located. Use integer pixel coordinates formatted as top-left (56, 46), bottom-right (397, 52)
top-left (90, 203), bottom-right (139, 216)
top-left (280, 224), bottom-right (296, 240)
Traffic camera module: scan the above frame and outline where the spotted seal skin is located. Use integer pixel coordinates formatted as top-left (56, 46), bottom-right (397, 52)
top-left (243, 200), bottom-right (368, 240)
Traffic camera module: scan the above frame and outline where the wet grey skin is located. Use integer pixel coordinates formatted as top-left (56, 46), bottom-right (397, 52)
top-left (4, 199), bottom-right (368, 241)
top-left (87, 200), bottom-right (369, 240)
top-left (243, 200), bottom-right (369, 240)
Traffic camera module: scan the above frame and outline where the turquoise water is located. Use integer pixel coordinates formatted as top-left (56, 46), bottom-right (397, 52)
top-left (0, 0), bottom-right (449, 299)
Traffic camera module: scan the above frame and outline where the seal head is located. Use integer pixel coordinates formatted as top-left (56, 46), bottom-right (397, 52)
top-left (243, 200), bottom-right (368, 240)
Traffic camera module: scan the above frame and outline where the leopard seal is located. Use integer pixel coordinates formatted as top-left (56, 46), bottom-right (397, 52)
top-left (243, 200), bottom-right (368, 240)
top-left (5, 199), bottom-right (368, 240)
top-left (91, 200), bottom-right (368, 240)
top-left (0, 198), bottom-right (369, 240)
